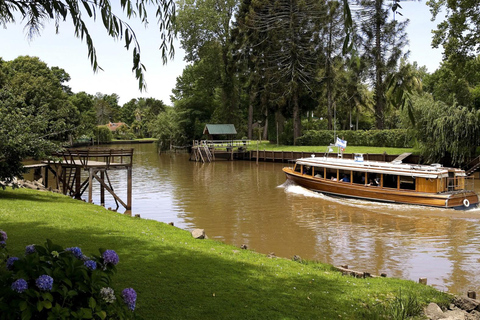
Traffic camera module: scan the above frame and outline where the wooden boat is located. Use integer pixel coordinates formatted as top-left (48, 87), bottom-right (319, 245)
top-left (282, 154), bottom-right (479, 209)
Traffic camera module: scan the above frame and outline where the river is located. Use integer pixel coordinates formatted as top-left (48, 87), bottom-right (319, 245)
top-left (82, 143), bottom-right (480, 295)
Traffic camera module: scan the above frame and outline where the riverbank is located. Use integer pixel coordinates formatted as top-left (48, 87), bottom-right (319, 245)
top-left (0, 187), bottom-right (451, 319)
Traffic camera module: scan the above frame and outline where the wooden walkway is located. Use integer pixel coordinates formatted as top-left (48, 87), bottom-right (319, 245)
top-left (247, 150), bottom-right (419, 164)
top-left (39, 148), bottom-right (134, 213)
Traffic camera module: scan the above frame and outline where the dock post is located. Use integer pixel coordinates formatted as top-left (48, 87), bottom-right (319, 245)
top-left (88, 168), bottom-right (93, 203)
top-left (100, 171), bottom-right (105, 206)
top-left (75, 168), bottom-right (81, 199)
top-left (126, 166), bottom-right (132, 214)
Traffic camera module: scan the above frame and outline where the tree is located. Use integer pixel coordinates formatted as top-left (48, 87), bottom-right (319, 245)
top-left (428, 0), bottom-right (480, 61)
top-left (242, 0), bottom-right (324, 144)
top-left (0, 56), bottom-right (75, 184)
top-left (412, 94), bottom-right (480, 165)
top-left (176, 0), bottom-right (240, 125)
top-left (0, 0), bottom-right (176, 89)
top-left (355, 0), bottom-right (409, 129)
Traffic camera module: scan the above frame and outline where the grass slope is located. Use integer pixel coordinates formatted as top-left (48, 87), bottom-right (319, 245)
top-left (0, 188), bottom-right (448, 319)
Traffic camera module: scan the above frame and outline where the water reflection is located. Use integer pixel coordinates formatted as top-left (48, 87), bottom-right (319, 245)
top-left (62, 143), bottom-right (480, 294)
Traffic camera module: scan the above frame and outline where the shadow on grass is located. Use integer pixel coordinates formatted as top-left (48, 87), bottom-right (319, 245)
top-left (2, 219), bottom-right (363, 320)
top-left (0, 189), bottom-right (75, 203)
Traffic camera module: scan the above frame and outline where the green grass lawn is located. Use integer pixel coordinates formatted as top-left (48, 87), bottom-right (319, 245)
top-left (0, 188), bottom-right (449, 319)
top-left (247, 141), bottom-right (420, 155)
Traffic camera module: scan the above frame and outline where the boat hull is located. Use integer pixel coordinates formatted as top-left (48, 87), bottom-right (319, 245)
top-left (283, 168), bottom-right (479, 210)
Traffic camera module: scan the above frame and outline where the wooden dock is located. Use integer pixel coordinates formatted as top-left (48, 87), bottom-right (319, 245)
top-left (191, 140), bottom-right (250, 162)
top-left (247, 150), bottom-right (420, 164)
top-left (34, 148), bottom-right (134, 213)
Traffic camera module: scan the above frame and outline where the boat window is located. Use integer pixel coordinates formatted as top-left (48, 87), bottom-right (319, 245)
top-left (400, 176), bottom-right (416, 190)
top-left (367, 173), bottom-right (380, 187)
top-left (313, 167), bottom-right (324, 178)
top-left (326, 168), bottom-right (338, 181)
top-left (352, 171), bottom-right (366, 184)
top-left (383, 174), bottom-right (398, 189)
top-left (304, 165), bottom-right (313, 176)
top-left (338, 169), bottom-right (351, 183)
top-left (294, 164), bottom-right (302, 173)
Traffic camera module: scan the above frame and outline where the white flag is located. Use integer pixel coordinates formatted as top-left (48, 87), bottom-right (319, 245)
top-left (335, 137), bottom-right (347, 149)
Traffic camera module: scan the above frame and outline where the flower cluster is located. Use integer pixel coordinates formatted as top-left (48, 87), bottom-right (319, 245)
top-left (100, 287), bottom-right (116, 303)
top-left (66, 247), bottom-right (83, 259)
top-left (0, 230), bottom-right (7, 248)
top-left (102, 250), bottom-right (119, 265)
top-left (6, 257), bottom-right (19, 270)
top-left (1, 236), bottom-right (137, 318)
top-left (84, 259), bottom-right (97, 270)
top-left (36, 275), bottom-right (54, 291)
top-left (122, 288), bottom-right (137, 311)
top-left (25, 244), bottom-right (36, 255)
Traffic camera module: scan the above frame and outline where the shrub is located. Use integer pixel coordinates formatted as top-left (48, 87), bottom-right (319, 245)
top-left (93, 126), bottom-right (113, 143)
top-left (0, 230), bottom-right (138, 320)
top-left (296, 129), bottom-right (413, 148)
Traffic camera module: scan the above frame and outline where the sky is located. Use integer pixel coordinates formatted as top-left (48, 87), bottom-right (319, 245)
top-left (0, 1), bottom-right (443, 106)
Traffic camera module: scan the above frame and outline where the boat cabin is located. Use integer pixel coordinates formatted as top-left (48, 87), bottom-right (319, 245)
top-left (292, 158), bottom-right (468, 194)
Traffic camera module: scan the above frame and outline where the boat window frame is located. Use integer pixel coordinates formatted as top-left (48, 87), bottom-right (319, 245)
top-left (338, 169), bottom-right (352, 184)
top-left (352, 170), bottom-right (366, 185)
top-left (382, 173), bottom-right (398, 189)
top-left (313, 166), bottom-right (324, 179)
top-left (399, 175), bottom-right (416, 191)
top-left (294, 163), bottom-right (302, 173)
top-left (326, 167), bottom-right (338, 181)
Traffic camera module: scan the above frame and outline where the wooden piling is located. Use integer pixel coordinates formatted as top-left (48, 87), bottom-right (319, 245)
top-left (467, 291), bottom-right (476, 299)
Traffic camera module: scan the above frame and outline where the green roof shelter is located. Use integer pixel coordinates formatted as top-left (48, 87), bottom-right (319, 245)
top-left (203, 124), bottom-right (237, 140)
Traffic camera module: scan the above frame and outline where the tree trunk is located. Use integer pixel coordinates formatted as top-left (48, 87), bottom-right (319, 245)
top-left (248, 89), bottom-right (255, 140)
top-left (374, 0), bottom-right (385, 129)
top-left (293, 92), bottom-right (301, 145)
top-left (326, 13), bottom-right (334, 130)
top-left (262, 108), bottom-right (268, 140)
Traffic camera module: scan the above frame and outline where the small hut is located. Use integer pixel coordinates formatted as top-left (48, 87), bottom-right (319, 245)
top-left (203, 124), bottom-right (237, 140)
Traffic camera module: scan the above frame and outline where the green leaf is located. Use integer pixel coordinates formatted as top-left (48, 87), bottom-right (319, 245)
top-left (19, 301), bottom-right (28, 311)
top-left (21, 308), bottom-right (32, 320)
top-left (67, 290), bottom-right (78, 297)
top-left (81, 308), bottom-right (93, 319)
top-left (95, 311), bottom-right (107, 320)
top-left (88, 297), bottom-right (96, 309)
top-left (42, 292), bottom-right (54, 301)
top-left (37, 301), bottom-right (43, 312)
top-left (43, 300), bottom-right (52, 309)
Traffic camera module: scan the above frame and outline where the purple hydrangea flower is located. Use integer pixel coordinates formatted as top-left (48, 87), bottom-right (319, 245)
top-left (0, 240), bottom-right (6, 248)
top-left (0, 230), bottom-right (7, 242)
top-left (100, 287), bottom-right (116, 303)
top-left (102, 250), bottom-right (119, 265)
top-left (6, 257), bottom-right (19, 270)
top-left (36, 275), bottom-right (53, 291)
top-left (11, 279), bottom-right (28, 293)
top-left (66, 247), bottom-right (83, 259)
top-left (84, 260), bottom-right (97, 270)
top-left (25, 245), bottom-right (36, 255)
top-left (122, 288), bottom-right (137, 311)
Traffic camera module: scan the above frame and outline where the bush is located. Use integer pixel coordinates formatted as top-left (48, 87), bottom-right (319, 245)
top-left (0, 230), bottom-right (138, 320)
top-left (93, 126), bottom-right (113, 143)
top-left (296, 129), bottom-right (413, 148)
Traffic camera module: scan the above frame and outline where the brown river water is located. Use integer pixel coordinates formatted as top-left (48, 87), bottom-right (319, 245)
top-left (45, 143), bottom-right (480, 295)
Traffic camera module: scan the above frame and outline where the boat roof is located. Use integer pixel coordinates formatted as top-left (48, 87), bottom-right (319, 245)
top-left (294, 156), bottom-right (464, 179)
